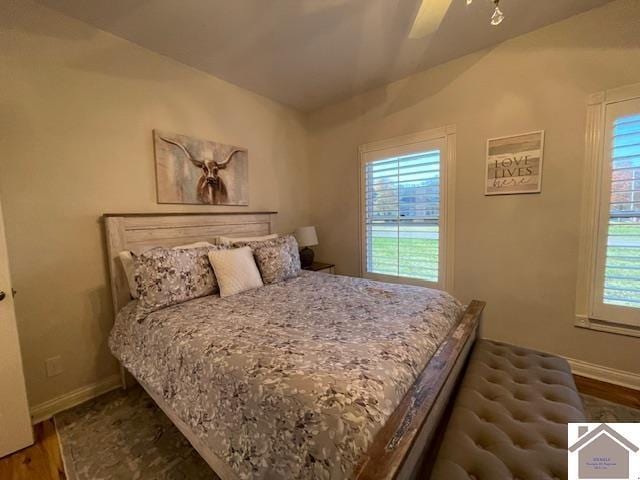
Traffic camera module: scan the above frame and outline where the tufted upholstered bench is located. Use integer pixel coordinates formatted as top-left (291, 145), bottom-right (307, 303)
top-left (430, 339), bottom-right (586, 480)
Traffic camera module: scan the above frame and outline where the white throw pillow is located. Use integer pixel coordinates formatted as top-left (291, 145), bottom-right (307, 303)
top-left (218, 234), bottom-right (278, 245)
top-left (118, 251), bottom-right (138, 299)
top-left (208, 247), bottom-right (264, 297)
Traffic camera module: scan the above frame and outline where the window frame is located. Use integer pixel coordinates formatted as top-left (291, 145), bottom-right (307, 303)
top-left (577, 83), bottom-right (640, 337)
top-left (358, 126), bottom-right (456, 292)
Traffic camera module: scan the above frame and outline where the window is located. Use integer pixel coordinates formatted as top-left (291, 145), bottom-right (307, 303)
top-left (599, 110), bottom-right (640, 310)
top-left (578, 84), bottom-right (640, 334)
top-left (359, 127), bottom-right (455, 291)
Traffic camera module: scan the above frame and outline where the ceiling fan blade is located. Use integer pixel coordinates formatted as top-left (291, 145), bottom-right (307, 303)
top-left (409, 0), bottom-right (455, 39)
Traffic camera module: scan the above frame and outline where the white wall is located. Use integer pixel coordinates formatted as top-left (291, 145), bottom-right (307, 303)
top-left (307, 0), bottom-right (640, 376)
top-left (0, 0), bottom-right (312, 408)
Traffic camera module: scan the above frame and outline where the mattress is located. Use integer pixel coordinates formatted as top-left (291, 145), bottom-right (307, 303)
top-left (109, 271), bottom-right (463, 480)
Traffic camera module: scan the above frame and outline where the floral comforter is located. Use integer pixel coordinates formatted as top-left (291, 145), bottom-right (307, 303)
top-left (109, 271), bottom-right (463, 480)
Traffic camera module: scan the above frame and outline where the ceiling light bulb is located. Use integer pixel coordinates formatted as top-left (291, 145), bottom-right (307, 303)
top-left (491, 5), bottom-right (504, 25)
top-left (466, 0), bottom-right (473, 5)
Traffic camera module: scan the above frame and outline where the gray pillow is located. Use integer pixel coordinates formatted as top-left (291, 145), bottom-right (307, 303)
top-left (253, 235), bottom-right (301, 284)
top-left (132, 245), bottom-right (225, 321)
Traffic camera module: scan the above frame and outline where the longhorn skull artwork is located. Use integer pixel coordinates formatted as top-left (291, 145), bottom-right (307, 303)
top-left (153, 131), bottom-right (248, 205)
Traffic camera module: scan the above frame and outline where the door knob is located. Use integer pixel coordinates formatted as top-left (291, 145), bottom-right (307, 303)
top-left (0, 291), bottom-right (5, 302)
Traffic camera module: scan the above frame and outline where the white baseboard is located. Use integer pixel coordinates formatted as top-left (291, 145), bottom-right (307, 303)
top-left (30, 374), bottom-right (121, 424)
top-left (566, 357), bottom-right (640, 391)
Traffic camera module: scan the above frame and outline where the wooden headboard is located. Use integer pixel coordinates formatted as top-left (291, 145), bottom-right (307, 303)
top-left (103, 212), bottom-right (276, 315)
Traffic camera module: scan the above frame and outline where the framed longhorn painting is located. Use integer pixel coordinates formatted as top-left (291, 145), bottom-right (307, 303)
top-left (153, 130), bottom-right (249, 205)
top-left (485, 130), bottom-right (545, 195)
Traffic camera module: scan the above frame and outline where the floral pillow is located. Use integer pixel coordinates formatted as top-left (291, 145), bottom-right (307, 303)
top-left (252, 235), bottom-right (301, 284)
top-left (229, 235), bottom-right (283, 250)
top-left (132, 245), bottom-right (225, 321)
top-left (217, 234), bottom-right (278, 246)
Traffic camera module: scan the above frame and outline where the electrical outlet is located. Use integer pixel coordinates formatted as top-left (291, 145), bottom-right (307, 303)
top-left (45, 356), bottom-right (63, 377)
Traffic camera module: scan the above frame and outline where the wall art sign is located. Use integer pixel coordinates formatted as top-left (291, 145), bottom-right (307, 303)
top-left (153, 130), bottom-right (248, 205)
top-left (485, 130), bottom-right (544, 195)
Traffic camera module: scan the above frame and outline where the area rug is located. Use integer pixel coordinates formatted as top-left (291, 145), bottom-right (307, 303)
top-left (55, 386), bottom-right (640, 480)
top-left (55, 386), bottom-right (218, 480)
top-left (581, 393), bottom-right (640, 422)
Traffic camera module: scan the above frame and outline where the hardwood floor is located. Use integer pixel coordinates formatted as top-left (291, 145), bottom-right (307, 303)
top-left (0, 419), bottom-right (65, 480)
top-left (0, 377), bottom-right (637, 479)
top-left (574, 374), bottom-right (640, 409)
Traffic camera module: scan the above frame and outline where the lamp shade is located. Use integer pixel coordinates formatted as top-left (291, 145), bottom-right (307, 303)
top-left (294, 226), bottom-right (318, 247)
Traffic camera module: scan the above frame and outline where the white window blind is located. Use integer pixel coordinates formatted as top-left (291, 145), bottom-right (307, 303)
top-left (588, 93), bottom-right (640, 329)
top-left (364, 149), bottom-right (441, 284)
top-left (603, 113), bottom-right (640, 308)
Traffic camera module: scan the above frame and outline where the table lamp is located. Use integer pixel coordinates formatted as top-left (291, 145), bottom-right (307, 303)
top-left (294, 226), bottom-right (318, 268)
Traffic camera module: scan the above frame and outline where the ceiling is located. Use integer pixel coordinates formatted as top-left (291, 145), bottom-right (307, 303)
top-left (36, 0), bottom-right (615, 111)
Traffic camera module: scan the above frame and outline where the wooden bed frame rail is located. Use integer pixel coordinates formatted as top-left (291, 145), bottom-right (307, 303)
top-left (355, 300), bottom-right (485, 480)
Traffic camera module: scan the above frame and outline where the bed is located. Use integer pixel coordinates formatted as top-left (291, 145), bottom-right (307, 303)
top-left (103, 212), bottom-right (484, 480)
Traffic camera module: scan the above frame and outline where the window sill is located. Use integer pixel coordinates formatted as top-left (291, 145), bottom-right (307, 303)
top-left (575, 314), bottom-right (640, 338)
top-left (363, 272), bottom-right (442, 291)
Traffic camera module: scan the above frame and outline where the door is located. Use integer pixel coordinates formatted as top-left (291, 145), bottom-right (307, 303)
top-left (0, 198), bottom-right (33, 457)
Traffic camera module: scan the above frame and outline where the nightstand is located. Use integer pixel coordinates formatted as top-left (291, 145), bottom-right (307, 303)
top-left (303, 262), bottom-right (335, 274)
